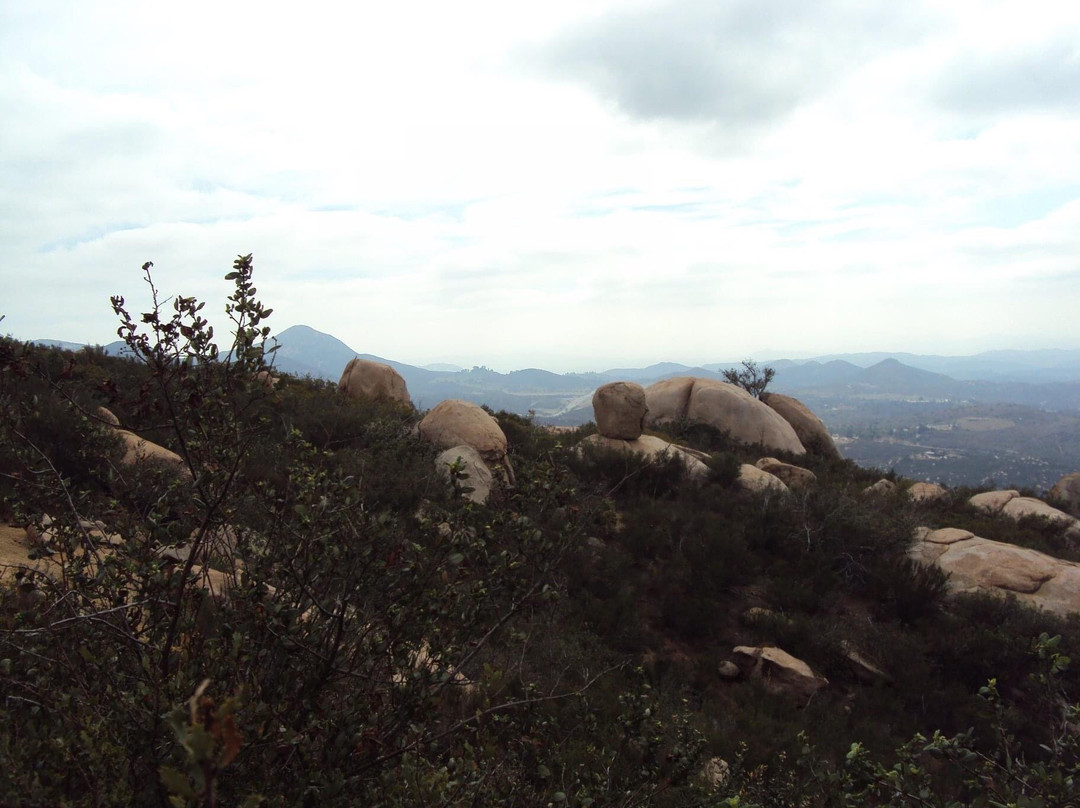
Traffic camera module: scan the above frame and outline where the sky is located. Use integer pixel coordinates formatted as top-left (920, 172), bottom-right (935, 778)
top-left (2, 0), bottom-right (1080, 373)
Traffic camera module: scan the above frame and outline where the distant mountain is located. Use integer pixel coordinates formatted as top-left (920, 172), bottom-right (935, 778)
top-left (773, 360), bottom-right (862, 389)
top-left (848, 358), bottom-right (959, 396)
top-left (600, 362), bottom-right (694, 381)
top-left (29, 324), bottom-right (1080, 418)
top-left (269, 325), bottom-right (362, 380)
top-left (32, 339), bottom-right (89, 352)
top-left (804, 349), bottom-right (1080, 384)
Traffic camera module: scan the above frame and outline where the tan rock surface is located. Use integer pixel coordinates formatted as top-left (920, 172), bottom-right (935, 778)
top-left (96, 406), bottom-right (120, 426)
top-left (642, 377), bottom-right (696, 424)
top-left (644, 377), bottom-right (806, 455)
top-left (907, 482), bottom-right (948, 503)
top-left (754, 457), bottom-right (817, 489)
top-left (761, 392), bottom-right (841, 459)
top-left (686, 380), bottom-right (805, 454)
top-left (338, 358), bottom-right (412, 407)
top-left (969, 490), bottom-right (1080, 538)
top-left (419, 400), bottom-right (508, 463)
top-left (863, 478), bottom-right (898, 496)
top-left (737, 464), bottom-right (790, 496)
top-left (733, 645), bottom-right (827, 703)
top-left (592, 381), bottom-right (647, 440)
top-left (910, 526), bottom-right (1080, 615)
top-left (436, 445), bottom-right (495, 504)
top-left (1002, 497), bottom-right (1079, 531)
top-left (969, 490), bottom-right (1019, 514)
top-left (116, 430), bottom-right (191, 477)
top-left (579, 434), bottom-right (710, 480)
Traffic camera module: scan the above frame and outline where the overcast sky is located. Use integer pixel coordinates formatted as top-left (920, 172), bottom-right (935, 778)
top-left (3, 0), bottom-right (1080, 372)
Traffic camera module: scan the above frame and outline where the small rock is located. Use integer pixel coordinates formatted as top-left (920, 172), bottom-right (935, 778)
top-left (700, 757), bottom-right (730, 788)
top-left (733, 645), bottom-right (828, 703)
top-left (755, 457), bottom-right (817, 489)
top-left (736, 464), bottom-right (789, 496)
top-left (863, 479), bottom-right (897, 497)
top-left (717, 661), bottom-right (741, 679)
top-left (907, 482), bottom-right (948, 503)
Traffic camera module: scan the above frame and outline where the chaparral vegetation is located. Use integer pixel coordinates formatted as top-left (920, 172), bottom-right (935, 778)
top-left (3, 256), bottom-right (1080, 807)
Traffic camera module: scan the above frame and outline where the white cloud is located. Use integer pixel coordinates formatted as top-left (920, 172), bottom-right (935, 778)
top-left (2, 0), bottom-right (1080, 371)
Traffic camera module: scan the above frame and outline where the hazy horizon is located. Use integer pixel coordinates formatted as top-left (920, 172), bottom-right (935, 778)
top-left (4, 2), bottom-right (1080, 369)
top-left (20, 321), bottom-right (1080, 377)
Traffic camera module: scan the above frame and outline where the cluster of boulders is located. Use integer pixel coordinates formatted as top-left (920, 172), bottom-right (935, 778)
top-left (332, 365), bottom-right (841, 505)
top-left (419, 399), bottom-right (514, 504)
top-left (579, 379), bottom-right (827, 497)
top-left (901, 473), bottom-right (1080, 616)
top-left (580, 381), bottom-right (712, 478)
top-left (334, 358), bottom-right (512, 504)
top-left (970, 489), bottom-right (1080, 538)
top-left (910, 526), bottom-right (1080, 616)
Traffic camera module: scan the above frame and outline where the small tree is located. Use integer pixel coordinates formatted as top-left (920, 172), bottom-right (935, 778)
top-left (722, 359), bottom-right (775, 398)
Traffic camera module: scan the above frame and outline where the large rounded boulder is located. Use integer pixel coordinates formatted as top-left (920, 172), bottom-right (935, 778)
top-left (592, 381), bottom-right (647, 440)
top-left (760, 392), bottom-right (840, 459)
top-left (338, 358), bottom-right (412, 407)
top-left (419, 400), bottom-right (507, 462)
top-left (644, 377), bottom-right (805, 455)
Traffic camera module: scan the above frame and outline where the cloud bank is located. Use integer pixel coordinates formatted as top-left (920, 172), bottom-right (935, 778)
top-left (2, 0), bottom-right (1079, 371)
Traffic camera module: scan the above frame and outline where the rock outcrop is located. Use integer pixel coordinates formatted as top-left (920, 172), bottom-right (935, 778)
top-left (95, 407), bottom-right (190, 478)
top-left (969, 490), bottom-right (1020, 514)
top-left (761, 392), bottom-right (841, 459)
top-left (420, 400), bottom-right (515, 496)
top-left (736, 464), bottom-right (789, 496)
top-left (644, 377), bottom-right (806, 455)
top-left (733, 646), bottom-right (827, 703)
top-left (907, 482), bottom-right (948, 504)
top-left (910, 526), bottom-right (1080, 616)
top-left (1051, 472), bottom-right (1080, 516)
top-left (593, 381), bottom-right (647, 440)
top-left (754, 457), bottom-right (816, 490)
top-left (579, 434), bottom-right (710, 480)
top-left (116, 430), bottom-right (190, 475)
top-left (338, 358), bottom-right (412, 407)
top-left (969, 490), bottom-right (1080, 538)
top-left (436, 445), bottom-right (494, 504)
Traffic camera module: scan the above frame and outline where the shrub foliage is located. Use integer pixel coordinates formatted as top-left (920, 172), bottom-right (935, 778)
top-left (1, 255), bottom-right (1078, 806)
